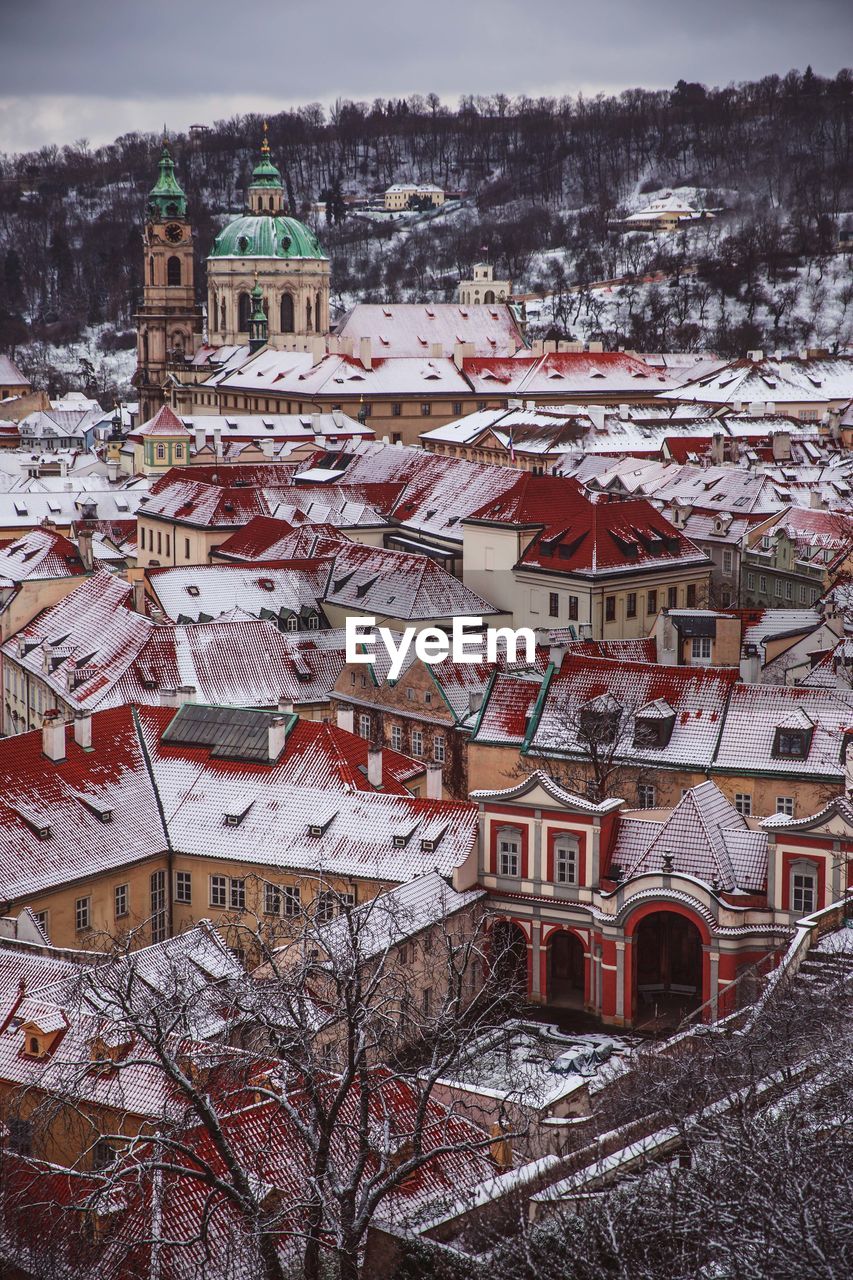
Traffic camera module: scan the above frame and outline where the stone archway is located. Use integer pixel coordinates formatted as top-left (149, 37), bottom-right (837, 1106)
top-left (633, 910), bottom-right (703, 1025)
top-left (548, 931), bottom-right (585, 1007)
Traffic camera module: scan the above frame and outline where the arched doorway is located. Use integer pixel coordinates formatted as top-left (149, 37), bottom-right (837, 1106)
top-left (548, 931), bottom-right (585, 1007)
top-left (634, 910), bottom-right (703, 1024)
top-left (490, 919), bottom-right (528, 997)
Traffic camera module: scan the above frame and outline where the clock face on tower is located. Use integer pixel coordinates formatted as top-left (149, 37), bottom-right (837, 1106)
top-left (165, 223), bottom-right (183, 244)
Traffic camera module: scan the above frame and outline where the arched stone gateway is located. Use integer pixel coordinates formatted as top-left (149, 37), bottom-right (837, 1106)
top-left (547, 930), bottom-right (585, 1007)
top-left (629, 907), bottom-right (707, 1027)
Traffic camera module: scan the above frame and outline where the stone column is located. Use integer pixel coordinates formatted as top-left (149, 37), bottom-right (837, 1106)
top-left (531, 921), bottom-right (542, 1000)
top-left (615, 939), bottom-right (626, 1021)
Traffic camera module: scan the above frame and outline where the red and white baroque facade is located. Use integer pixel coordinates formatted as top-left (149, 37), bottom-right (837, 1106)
top-left (473, 772), bottom-right (853, 1027)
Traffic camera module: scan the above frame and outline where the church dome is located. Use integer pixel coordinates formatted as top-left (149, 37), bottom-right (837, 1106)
top-left (209, 214), bottom-right (327, 261)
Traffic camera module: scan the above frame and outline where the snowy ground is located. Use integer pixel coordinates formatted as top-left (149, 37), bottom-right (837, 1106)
top-left (15, 327), bottom-right (138, 402)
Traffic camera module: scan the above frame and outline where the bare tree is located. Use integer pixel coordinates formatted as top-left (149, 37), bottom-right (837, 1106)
top-left (4, 883), bottom-right (528, 1280)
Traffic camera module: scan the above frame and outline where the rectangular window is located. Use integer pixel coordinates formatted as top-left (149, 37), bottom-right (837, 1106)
top-left (647, 590), bottom-right (657, 616)
top-left (210, 875), bottom-right (227, 908)
top-left (316, 890), bottom-right (335, 922)
top-left (498, 834), bottom-right (520, 878)
top-left (568, 595), bottom-right (579, 621)
top-left (529, 589), bottom-right (540, 615)
top-left (637, 783), bottom-right (656, 809)
top-left (93, 1139), bottom-right (116, 1171)
top-left (626, 592), bottom-right (637, 618)
top-left (785, 581), bottom-right (793, 600)
top-left (411, 730), bottom-right (423, 756)
top-left (759, 575), bottom-right (767, 593)
top-left (605, 595), bottom-right (616, 622)
top-left (422, 987), bottom-right (432, 1016)
top-left (722, 549), bottom-right (733, 576)
top-left (667, 586), bottom-right (678, 609)
top-left (691, 636), bottom-right (712, 661)
top-left (549, 592), bottom-right (560, 618)
top-left (776, 797), bottom-right (794, 816)
top-left (185, 538), bottom-right (190, 560)
top-left (452, 401), bottom-right (463, 416)
top-left (734, 793), bottom-right (752, 817)
top-left (390, 725), bottom-right (403, 751)
top-left (229, 878), bottom-right (246, 911)
top-left (114, 884), bottom-right (129, 919)
top-left (686, 584), bottom-right (697, 608)
top-left (8, 1119), bottom-right (31, 1157)
top-left (150, 870), bottom-right (166, 941)
top-left (339, 892), bottom-right (356, 913)
top-left (33, 909), bottom-right (48, 934)
top-left (792, 871), bottom-right (816, 914)
top-left (774, 579), bottom-right (783, 598)
top-left (555, 841), bottom-right (578, 885)
top-left (75, 896), bottom-right (91, 932)
top-left (157, 530), bottom-right (162, 555)
top-left (747, 572), bottom-right (756, 590)
top-left (799, 584), bottom-right (807, 603)
top-left (283, 885), bottom-right (301, 917)
top-left (420, 403), bottom-right (431, 417)
top-left (264, 883), bottom-right (282, 915)
top-left (175, 871), bottom-right (192, 903)
top-left (358, 713), bottom-right (372, 739)
top-left (433, 734), bottom-right (445, 763)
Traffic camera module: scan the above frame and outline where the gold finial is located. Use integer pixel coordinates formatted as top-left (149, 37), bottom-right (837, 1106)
top-left (261, 119), bottom-right (270, 156)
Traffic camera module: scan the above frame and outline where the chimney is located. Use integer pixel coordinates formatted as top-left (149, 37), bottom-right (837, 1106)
top-left (106, 460), bottom-right (119, 483)
top-left (359, 336), bottom-right (372, 370)
top-left (367, 746), bottom-right (383, 787)
top-left (337, 706), bottom-right (355, 734)
top-left (771, 430), bottom-right (791, 462)
top-left (619, 403), bottom-right (630, 420)
top-left (739, 645), bottom-right (761, 684)
top-left (268, 714), bottom-right (288, 762)
top-left (73, 712), bottom-right (92, 750)
top-left (212, 427), bottom-right (222, 457)
top-left (430, 342), bottom-right (443, 359)
top-left (194, 425), bottom-right (206, 453)
top-left (468, 690), bottom-right (483, 716)
top-left (132, 578), bottom-right (146, 614)
top-left (42, 710), bottom-right (65, 762)
top-left (426, 764), bottom-right (443, 800)
top-left (277, 697), bottom-right (294, 713)
top-left (311, 413), bottom-right (322, 438)
top-left (589, 407), bottom-right (606, 431)
top-left (159, 685), bottom-right (196, 708)
top-left (260, 437), bottom-right (274, 458)
top-left (548, 642), bottom-right (568, 669)
top-left (453, 341), bottom-right (474, 370)
top-left (77, 526), bottom-right (94, 571)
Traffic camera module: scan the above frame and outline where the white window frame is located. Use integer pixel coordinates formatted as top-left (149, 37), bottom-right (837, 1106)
top-left (554, 837), bottom-right (579, 885)
top-left (410, 730), bottom-right (423, 757)
top-left (175, 870), bottom-right (192, 903)
top-left (734, 793), bottom-right (752, 817)
top-left (283, 885), bottom-right (301, 917)
top-left (691, 636), bottom-right (712, 662)
top-left (637, 783), bottom-right (657, 809)
top-left (75, 896), bottom-right (91, 932)
top-left (229, 878), bottom-right (246, 911)
top-left (776, 796), bottom-right (794, 816)
top-left (433, 734), bottom-right (445, 763)
top-left (210, 875), bottom-right (227, 908)
top-left (498, 829), bottom-right (521, 878)
top-left (114, 883), bottom-right (129, 919)
top-left (791, 866), bottom-right (817, 915)
top-left (390, 725), bottom-right (403, 751)
top-left (358, 713), bottom-right (371, 739)
top-left (264, 883), bottom-right (282, 916)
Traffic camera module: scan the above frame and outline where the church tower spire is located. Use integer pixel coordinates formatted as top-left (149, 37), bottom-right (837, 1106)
top-left (134, 140), bottom-right (203, 421)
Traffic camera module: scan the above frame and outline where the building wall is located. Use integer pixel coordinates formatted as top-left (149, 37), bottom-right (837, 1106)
top-left (207, 256), bottom-right (331, 348)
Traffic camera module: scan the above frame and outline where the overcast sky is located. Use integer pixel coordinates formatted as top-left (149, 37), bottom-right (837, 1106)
top-left (0, 0), bottom-right (850, 154)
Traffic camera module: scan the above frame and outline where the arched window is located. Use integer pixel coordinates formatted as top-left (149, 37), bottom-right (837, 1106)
top-left (238, 292), bottom-right (252, 330)
top-left (484, 289), bottom-right (495, 304)
top-left (315, 291), bottom-right (322, 332)
top-left (142, 331), bottom-right (149, 363)
top-left (220, 298), bottom-right (226, 331)
top-left (280, 293), bottom-right (294, 333)
top-left (149, 256), bottom-right (155, 285)
top-left (269, 195), bottom-right (275, 210)
top-left (167, 256), bottom-right (181, 286)
top-left (306, 297), bottom-right (313, 332)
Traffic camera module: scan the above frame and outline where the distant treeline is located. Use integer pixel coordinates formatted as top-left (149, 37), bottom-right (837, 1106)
top-left (0, 67), bottom-right (851, 358)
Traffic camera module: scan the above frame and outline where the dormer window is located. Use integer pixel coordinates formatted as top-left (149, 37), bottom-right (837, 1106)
top-left (579, 696), bottom-right (622, 746)
top-left (772, 727), bottom-right (813, 759)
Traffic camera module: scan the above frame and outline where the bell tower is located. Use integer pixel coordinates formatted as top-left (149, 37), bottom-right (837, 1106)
top-left (135, 142), bottom-right (203, 421)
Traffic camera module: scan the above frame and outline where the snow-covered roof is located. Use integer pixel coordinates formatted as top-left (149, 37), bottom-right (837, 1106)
top-left (0, 355), bottom-right (30, 387)
top-left (146, 560), bottom-right (329, 624)
top-left (337, 302), bottom-right (524, 358)
top-left (662, 354), bottom-right (853, 406)
top-left (0, 527), bottom-right (86, 586)
top-left (0, 704), bottom-right (464, 899)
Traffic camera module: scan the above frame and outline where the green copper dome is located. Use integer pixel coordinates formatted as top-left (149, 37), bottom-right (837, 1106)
top-left (148, 144), bottom-right (188, 219)
top-left (209, 214), bottom-right (328, 260)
